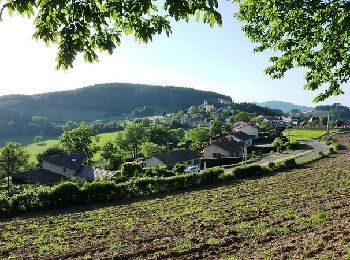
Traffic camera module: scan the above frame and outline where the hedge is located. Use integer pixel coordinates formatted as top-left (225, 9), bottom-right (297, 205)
top-left (201, 157), bottom-right (242, 168)
top-left (0, 158), bottom-right (301, 218)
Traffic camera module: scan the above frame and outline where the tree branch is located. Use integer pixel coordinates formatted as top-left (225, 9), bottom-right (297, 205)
top-left (0, 3), bottom-right (10, 21)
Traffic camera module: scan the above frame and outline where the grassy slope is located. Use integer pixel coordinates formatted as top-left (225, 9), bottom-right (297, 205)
top-left (1, 134), bottom-right (350, 259)
top-left (285, 128), bottom-right (339, 139)
top-left (24, 131), bottom-right (122, 163)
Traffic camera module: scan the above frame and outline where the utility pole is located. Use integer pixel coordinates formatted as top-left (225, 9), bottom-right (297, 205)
top-left (326, 114), bottom-right (330, 136)
top-left (241, 144), bottom-right (247, 166)
top-left (166, 142), bottom-right (172, 168)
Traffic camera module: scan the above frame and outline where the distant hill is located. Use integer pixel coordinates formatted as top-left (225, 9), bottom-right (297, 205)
top-left (0, 83), bottom-right (233, 139)
top-left (256, 101), bottom-right (314, 114)
top-left (0, 83), bottom-right (232, 122)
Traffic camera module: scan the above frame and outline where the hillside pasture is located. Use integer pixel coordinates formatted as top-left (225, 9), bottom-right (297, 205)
top-left (1, 134), bottom-right (349, 259)
top-left (285, 128), bottom-right (339, 140)
top-left (23, 131), bottom-right (123, 163)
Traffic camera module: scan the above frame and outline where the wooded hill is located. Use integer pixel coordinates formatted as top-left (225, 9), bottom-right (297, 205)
top-left (0, 83), bottom-right (231, 121)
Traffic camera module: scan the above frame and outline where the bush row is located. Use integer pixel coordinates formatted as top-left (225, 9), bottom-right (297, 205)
top-left (0, 157), bottom-right (302, 218)
top-left (200, 157), bottom-right (242, 169)
top-left (0, 167), bottom-right (224, 217)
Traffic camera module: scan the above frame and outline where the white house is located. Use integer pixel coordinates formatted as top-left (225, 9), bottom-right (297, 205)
top-left (203, 139), bottom-right (244, 159)
top-left (145, 150), bottom-right (201, 168)
top-left (226, 131), bottom-right (253, 147)
top-left (233, 123), bottom-right (259, 139)
top-left (12, 154), bottom-right (115, 185)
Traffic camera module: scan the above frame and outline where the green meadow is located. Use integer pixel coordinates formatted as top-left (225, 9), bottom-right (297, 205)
top-left (6, 131), bottom-right (124, 164)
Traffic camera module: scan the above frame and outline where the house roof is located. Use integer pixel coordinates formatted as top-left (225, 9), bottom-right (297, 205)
top-left (42, 153), bottom-right (84, 170)
top-left (232, 121), bottom-right (248, 128)
top-left (234, 123), bottom-right (257, 130)
top-left (153, 150), bottom-right (200, 165)
top-left (230, 131), bottom-right (252, 141)
top-left (77, 166), bottom-right (115, 181)
top-left (210, 140), bottom-right (244, 153)
top-left (11, 169), bottom-right (66, 185)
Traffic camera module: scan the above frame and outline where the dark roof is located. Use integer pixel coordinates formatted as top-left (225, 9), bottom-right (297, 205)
top-left (154, 150), bottom-right (200, 165)
top-left (77, 166), bottom-right (115, 181)
top-left (231, 131), bottom-right (252, 141)
top-left (211, 140), bottom-right (244, 153)
top-left (11, 169), bottom-right (66, 185)
top-left (42, 153), bottom-right (84, 170)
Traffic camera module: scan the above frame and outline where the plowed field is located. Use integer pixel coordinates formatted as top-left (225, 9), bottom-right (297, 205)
top-left (1, 134), bottom-right (350, 259)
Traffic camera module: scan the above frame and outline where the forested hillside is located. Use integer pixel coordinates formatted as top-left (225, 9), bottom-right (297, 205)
top-left (0, 83), bottom-right (231, 118)
top-left (0, 83), bottom-right (231, 138)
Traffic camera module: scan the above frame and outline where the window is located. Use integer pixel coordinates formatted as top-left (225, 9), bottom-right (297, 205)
top-left (63, 167), bottom-right (66, 172)
top-left (188, 160), bottom-right (192, 165)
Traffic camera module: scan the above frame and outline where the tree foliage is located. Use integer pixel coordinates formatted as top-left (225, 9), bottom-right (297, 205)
top-left (235, 0), bottom-right (350, 101)
top-left (59, 123), bottom-right (100, 163)
top-left (1, 0), bottom-right (222, 69)
top-left (140, 142), bottom-right (165, 158)
top-left (124, 123), bottom-right (147, 158)
top-left (36, 145), bottom-right (67, 164)
top-left (0, 142), bottom-right (29, 180)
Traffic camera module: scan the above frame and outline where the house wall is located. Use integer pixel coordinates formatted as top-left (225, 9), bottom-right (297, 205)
top-left (145, 157), bottom-right (166, 167)
top-left (237, 126), bottom-right (258, 138)
top-left (145, 157), bottom-right (200, 167)
top-left (182, 159), bottom-right (200, 167)
top-left (42, 161), bottom-right (76, 178)
top-left (203, 145), bottom-right (231, 159)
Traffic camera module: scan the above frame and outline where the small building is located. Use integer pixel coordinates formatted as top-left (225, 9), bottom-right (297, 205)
top-left (233, 123), bottom-right (259, 139)
top-left (12, 153), bottom-right (115, 185)
top-left (265, 116), bottom-right (285, 127)
top-left (203, 139), bottom-right (244, 159)
top-left (145, 150), bottom-right (200, 168)
top-left (226, 131), bottom-right (253, 147)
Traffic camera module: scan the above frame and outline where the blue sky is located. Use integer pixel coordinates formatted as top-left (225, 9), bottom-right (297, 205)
top-left (0, 1), bottom-right (349, 107)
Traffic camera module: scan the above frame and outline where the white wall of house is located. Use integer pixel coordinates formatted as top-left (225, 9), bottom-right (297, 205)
top-left (203, 144), bottom-right (243, 159)
top-left (42, 161), bottom-right (76, 178)
top-left (145, 157), bottom-right (200, 167)
top-left (235, 125), bottom-right (258, 138)
top-left (145, 157), bottom-right (166, 167)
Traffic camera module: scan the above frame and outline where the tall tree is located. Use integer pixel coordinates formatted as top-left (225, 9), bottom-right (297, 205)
top-left (140, 142), bottom-right (165, 157)
top-left (235, 0), bottom-right (350, 101)
top-left (0, 142), bottom-right (29, 195)
top-left (210, 117), bottom-right (223, 138)
top-left (124, 123), bottom-right (147, 158)
top-left (0, 0), bottom-right (222, 69)
top-left (101, 141), bottom-right (125, 170)
top-left (59, 123), bottom-right (100, 164)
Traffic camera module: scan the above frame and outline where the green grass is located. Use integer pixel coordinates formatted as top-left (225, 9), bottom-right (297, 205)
top-left (22, 131), bottom-right (123, 163)
top-left (284, 129), bottom-right (339, 140)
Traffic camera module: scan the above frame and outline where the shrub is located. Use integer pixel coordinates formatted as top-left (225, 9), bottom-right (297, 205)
top-left (0, 194), bottom-right (11, 215)
top-left (144, 165), bottom-right (173, 178)
top-left (201, 157), bottom-right (242, 168)
top-left (274, 158), bottom-right (297, 171)
top-left (268, 161), bottom-right (276, 169)
top-left (46, 182), bottom-right (83, 207)
top-left (120, 162), bottom-right (144, 178)
top-left (173, 163), bottom-right (185, 175)
top-left (232, 165), bottom-right (270, 179)
top-left (10, 190), bottom-right (42, 213)
top-left (82, 181), bottom-right (119, 202)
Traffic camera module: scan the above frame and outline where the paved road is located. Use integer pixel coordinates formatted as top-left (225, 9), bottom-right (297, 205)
top-left (294, 139), bottom-right (329, 163)
top-left (252, 139), bottom-right (329, 165)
